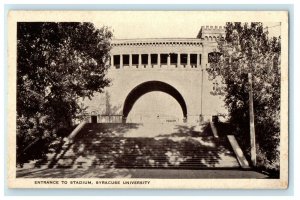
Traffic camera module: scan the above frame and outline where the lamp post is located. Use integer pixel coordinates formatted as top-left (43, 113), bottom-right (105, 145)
top-left (200, 65), bottom-right (204, 123)
top-left (248, 72), bottom-right (256, 166)
top-left (228, 47), bottom-right (256, 166)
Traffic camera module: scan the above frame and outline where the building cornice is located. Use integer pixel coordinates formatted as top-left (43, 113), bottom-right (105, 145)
top-left (111, 38), bottom-right (205, 47)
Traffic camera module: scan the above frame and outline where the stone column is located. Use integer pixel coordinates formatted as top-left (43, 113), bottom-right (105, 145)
top-left (148, 54), bottom-right (151, 67)
top-left (167, 54), bottom-right (171, 66)
top-left (187, 53), bottom-right (190, 66)
top-left (177, 53), bottom-right (180, 67)
top-left (138, 54), bottom-right (142, 68)
top-left (197, 54), bottom-right (200, 68)
top-left (158, 53), bottom-right (161, 67)
top-left (129, 54), bottom-right (132, 67)
top-left (110, 55), bottom-right (114, 67)
top-left (120, 54), bottom-right (123, 68)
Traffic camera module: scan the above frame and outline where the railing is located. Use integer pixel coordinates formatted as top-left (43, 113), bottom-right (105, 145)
top-left (97, 115), bottom-right (123, 123)
top-left (112, 63), bottom-right (203, 70)
top-left (76, 113), bottom-right (229, 125)
top-left (75, 114), bottom-right (123, 124)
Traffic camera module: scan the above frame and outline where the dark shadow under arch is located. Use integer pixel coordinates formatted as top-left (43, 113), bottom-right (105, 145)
top-left (122, 81), bottom-right (187, 123)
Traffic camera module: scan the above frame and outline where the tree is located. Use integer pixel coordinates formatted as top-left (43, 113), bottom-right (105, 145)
top-left (103, 91), bottom-right (122, 115)
top-left (206, 22), bottom-right (281, 174)
top-left (17, 22), bottom-right (113, 165)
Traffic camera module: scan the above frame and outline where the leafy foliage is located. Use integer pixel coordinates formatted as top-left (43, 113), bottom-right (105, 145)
top-left (102, 91), bottom-right (122, 115)
top-left (206, 22), bottom-right (281, 173)
top-left (17, 22), bottom-right (113, 165)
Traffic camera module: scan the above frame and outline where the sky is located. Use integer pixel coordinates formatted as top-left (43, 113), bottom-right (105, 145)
top-left (92, 11), bottom-right (281, 39)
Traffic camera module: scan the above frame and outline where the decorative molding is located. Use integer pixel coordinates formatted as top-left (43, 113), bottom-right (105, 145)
top-left (111, 38), bottom-right (205, 47)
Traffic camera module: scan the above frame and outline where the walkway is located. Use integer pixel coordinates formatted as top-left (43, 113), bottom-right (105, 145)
top-left (17, 168), bottom-right (267, 178)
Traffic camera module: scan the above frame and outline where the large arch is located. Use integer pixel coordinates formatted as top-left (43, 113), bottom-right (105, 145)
top-left (122, 81), bottom-right (187, 123)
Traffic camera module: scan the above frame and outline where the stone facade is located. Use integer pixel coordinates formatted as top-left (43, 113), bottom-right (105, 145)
top-left (82, 26), bottom-right (227, 124)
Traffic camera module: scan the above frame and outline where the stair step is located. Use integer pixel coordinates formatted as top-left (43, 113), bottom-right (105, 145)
top-left (18, 123), bottom-right (242, 170)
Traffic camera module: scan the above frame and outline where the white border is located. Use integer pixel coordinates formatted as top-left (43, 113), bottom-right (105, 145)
top-left (7, 10), bottom-right (289, 189)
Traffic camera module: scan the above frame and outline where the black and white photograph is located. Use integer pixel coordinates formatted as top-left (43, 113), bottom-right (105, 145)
top-left (7, 11), bottom-right (288, 189)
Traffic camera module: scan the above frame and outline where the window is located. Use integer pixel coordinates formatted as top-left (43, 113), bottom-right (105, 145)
top-left (199, 54), bottom-right (202, 65)
top-left (190, 54), bottom-right (197, 65)
top-left (180, 54), bottom-right (187, 65)
top-left (151, 54), bottom-right (158, 64)
top-left (141, 54), bottom-right (148, 65)
top-left (160, 54), bottom-right (168, 65)
top-left (113, 55), bottom-right (120, 68)
top-left (170, 53), bottom-right (177, 64)
top-left (132, 54), bottom-right (139, 65)
top-left (123, 55), bottom-right (129, 66)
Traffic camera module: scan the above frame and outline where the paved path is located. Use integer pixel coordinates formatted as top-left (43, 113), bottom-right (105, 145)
top-left (17, 168), bottom-right (268, 179)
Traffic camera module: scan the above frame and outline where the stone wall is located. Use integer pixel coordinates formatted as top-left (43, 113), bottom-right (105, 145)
top-left (82, 31), bottom-right (228, 124)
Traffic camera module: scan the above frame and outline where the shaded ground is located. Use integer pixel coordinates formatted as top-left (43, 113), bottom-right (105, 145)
top-left (16, 168), bottom-right (268, 179)
top-left (16, 122), bottom-right (267, 178)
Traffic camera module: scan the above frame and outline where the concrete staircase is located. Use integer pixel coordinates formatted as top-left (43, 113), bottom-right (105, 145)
top-left (39, 123), bottom-right (241, 170)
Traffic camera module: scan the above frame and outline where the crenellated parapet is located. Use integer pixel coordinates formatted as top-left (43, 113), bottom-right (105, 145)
top-left (197, 26), bottom-right (225, 41)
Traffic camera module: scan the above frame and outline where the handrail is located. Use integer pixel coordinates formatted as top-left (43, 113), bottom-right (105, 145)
top-left (67, 120), bottom-right (87, 141)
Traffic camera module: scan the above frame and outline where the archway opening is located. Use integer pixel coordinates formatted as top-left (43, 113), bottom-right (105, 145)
top-left (122, 81), bottom-right (187, 123)
top-left (127, 91), bottom-right (183, 123)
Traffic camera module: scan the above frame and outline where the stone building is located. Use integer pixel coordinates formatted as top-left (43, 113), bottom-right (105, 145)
top-left (83, 26), bottom-right (228, 124)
